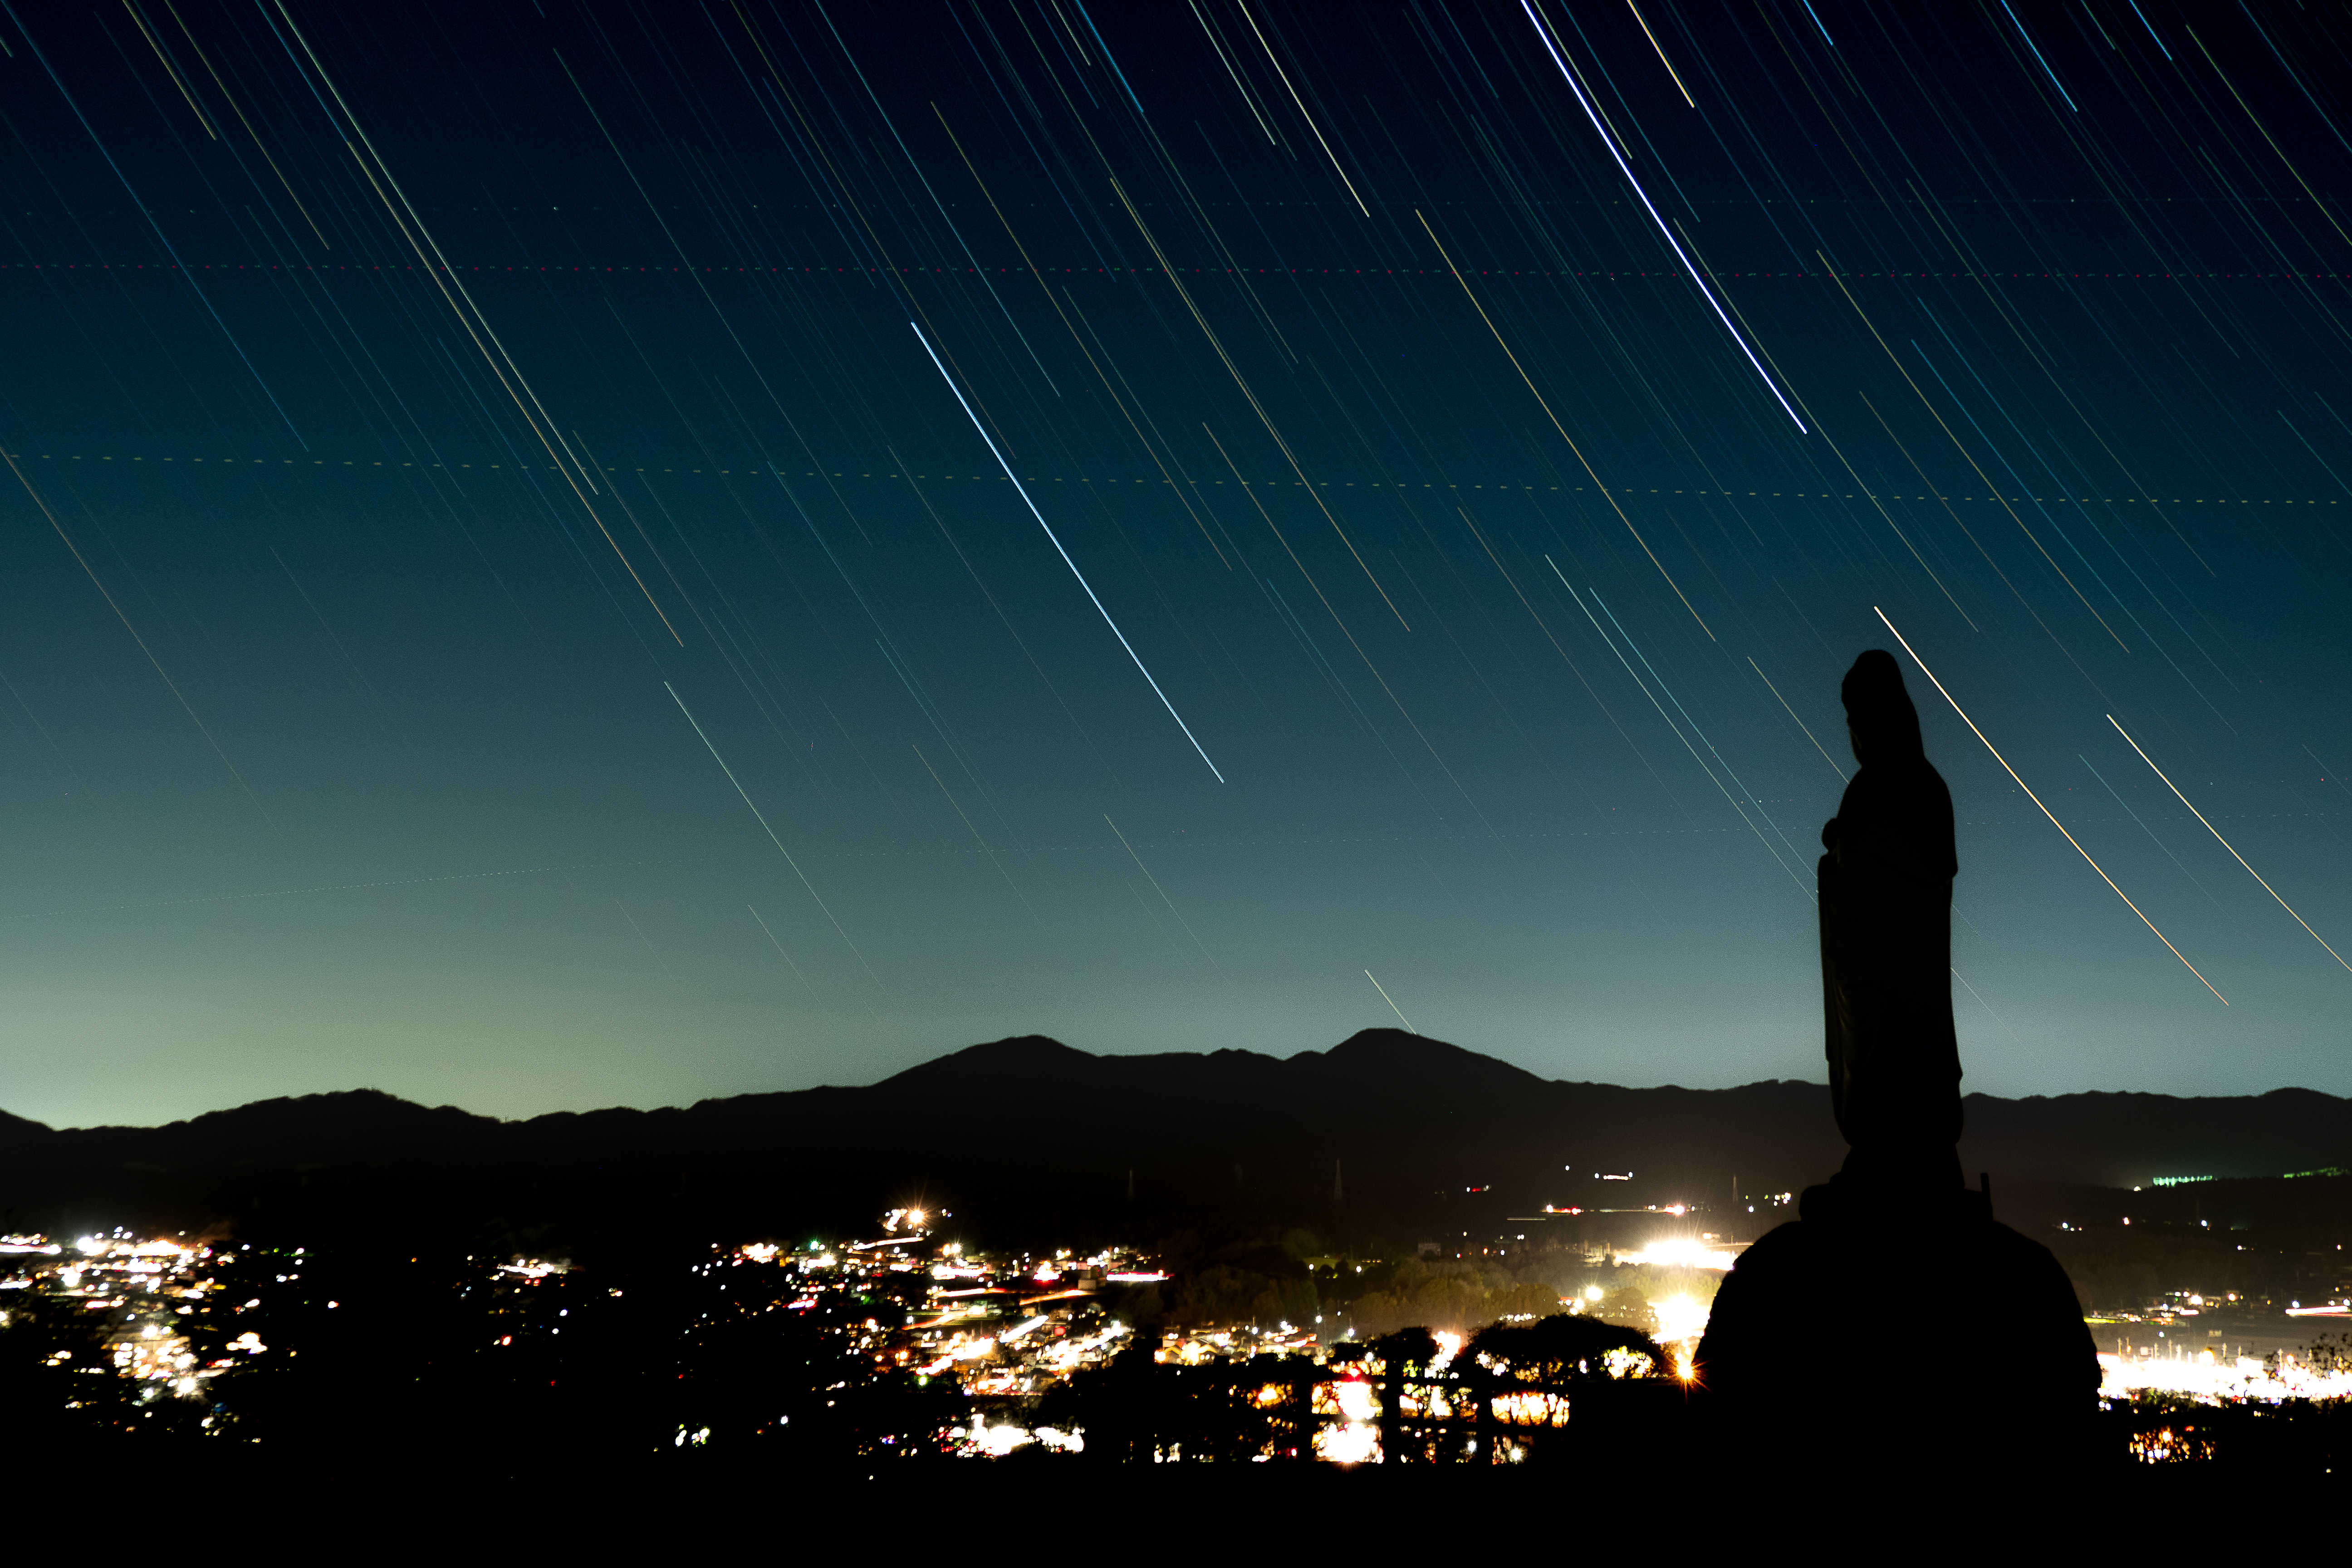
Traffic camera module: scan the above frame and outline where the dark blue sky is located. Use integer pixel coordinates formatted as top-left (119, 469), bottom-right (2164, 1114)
top-left (2, 0), bottom-right (2347, 1126)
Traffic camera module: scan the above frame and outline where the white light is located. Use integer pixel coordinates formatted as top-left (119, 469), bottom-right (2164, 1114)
top-left (1651, 1293), bottom-right (1712, 1344)
top-left (1315, 1422), bottom-right (1379, 1465)
top-left (1615, 1237), bottom-right (1739, 1270)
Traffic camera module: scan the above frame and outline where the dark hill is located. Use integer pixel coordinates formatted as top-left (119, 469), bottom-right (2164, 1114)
top-left (0, 1029), bottom-right (2344, 1248)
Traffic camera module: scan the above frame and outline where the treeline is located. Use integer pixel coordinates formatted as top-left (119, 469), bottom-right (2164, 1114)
top-left (1340, 1265), bottom-right (1567, 1338)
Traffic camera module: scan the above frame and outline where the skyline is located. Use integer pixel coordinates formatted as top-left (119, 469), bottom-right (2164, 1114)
top-left (3, 0), bottom-right (2350, 1127)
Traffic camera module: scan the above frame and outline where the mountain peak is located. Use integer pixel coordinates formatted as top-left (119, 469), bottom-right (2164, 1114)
top-left (874, 1034), bottom-right (1096, 1093)
top-left (1319, 1028), bottom-right (1549, 1088)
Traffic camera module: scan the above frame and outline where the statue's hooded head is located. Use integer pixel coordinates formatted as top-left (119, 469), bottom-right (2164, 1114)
top-left (1842, 649), bottom-right (1923, 766)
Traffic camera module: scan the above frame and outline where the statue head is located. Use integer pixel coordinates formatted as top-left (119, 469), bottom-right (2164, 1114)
top-left (1841, 649), bottom-right (1923, 767)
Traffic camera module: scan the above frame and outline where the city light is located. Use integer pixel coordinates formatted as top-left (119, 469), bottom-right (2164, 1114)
top-left (5, 1210), bottom-right (2340, 1467)
top-left (2099, 1351), bottom-right (2352, 1402)
top-left (1615, 1237), bottom-right (1742, 1270)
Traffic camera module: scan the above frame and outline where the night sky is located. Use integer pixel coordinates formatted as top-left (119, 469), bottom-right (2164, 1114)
top-left (3, 1), bottom-right (2348, 1127)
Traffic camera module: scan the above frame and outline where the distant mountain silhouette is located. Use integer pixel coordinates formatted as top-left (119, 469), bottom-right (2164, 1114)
top-left (1, 1029), bottom-right (2344, 1246)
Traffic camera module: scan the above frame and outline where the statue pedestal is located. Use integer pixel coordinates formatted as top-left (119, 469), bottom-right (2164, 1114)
top-left (1693, 1185), bottom-right (2101, 1475)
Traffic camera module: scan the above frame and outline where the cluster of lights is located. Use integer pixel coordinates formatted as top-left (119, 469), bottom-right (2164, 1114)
top-left (1613, 1237), bottom-right (1742, 1271)
top-left (779, 1221), bottom-right (1165, 1443)
top-left (0, 1230), bottom-right (259, 1420)
top-left (20, 1205), bottom-right (2336, 1463)
top-left (2128, 1425), bottom-right (2215, 1463)
top-left (2099, 1348), bottom-right (2352, 1403)
top-left (1157, 1322), bottom-right (1322, 1367)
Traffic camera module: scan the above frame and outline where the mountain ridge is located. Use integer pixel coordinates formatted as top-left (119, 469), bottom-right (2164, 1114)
top-left (2, 1030), bottom-right (2343, 1243)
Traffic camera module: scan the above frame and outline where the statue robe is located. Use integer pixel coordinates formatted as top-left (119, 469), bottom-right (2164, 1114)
top-left (1818, 661), bottom-right (1962, 1184)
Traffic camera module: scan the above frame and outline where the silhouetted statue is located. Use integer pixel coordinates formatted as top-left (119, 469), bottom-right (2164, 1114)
top-left (1695, 651), bottom-right (2101, 1475)
top-left (1816, 648), bottom-right (1962, 1198)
